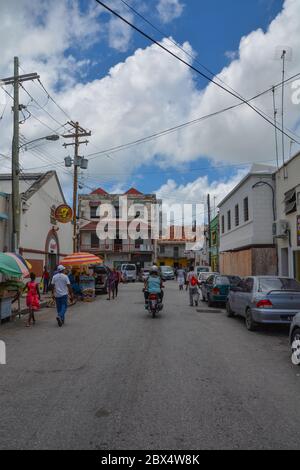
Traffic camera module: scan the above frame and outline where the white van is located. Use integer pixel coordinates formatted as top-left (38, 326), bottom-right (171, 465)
top-left (121, 264), bottom-right (137, 282)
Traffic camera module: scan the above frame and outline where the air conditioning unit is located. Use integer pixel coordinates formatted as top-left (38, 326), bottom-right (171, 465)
top-left (273, 220), bottom-right (289, 239)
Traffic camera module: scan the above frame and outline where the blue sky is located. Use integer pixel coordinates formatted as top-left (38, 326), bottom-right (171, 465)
top-left (74, 0), bottom-right (284, 194)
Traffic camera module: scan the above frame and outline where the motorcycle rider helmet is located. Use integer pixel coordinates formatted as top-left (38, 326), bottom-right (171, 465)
top-left (150, 265), bottom-right (159, 273)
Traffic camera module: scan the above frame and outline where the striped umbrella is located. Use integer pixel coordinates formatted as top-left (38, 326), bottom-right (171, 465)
top-left (0, 253), bottom-right (30, 278)
top-left (6, 253), bottom-right (32, 272)
top-left (60, 252), bottom-right (103, 266)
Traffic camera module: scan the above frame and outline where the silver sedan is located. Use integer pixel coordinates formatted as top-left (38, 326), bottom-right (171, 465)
top-left (226, 276), bottom-right (300, 331)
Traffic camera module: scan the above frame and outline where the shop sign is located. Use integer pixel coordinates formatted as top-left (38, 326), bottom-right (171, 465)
top-left (54, 205), bottom-right (73, 224)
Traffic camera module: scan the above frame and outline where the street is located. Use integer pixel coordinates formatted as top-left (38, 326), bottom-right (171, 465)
top-left (0, 281), bottom-right (300, 450)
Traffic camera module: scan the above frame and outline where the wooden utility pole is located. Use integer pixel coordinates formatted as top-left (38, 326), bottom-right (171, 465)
top-left (207, 194), bottom-right (212, 268)
top-left (63, 121), bottom-right (91, 252)
top-left (1, 58), bottom-right (40, 252)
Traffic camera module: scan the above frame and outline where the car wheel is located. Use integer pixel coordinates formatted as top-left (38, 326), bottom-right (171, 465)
top-left (291, 328), bottom-right (300, 366)
top-left (292, 328), bottom-right (300, 343)
top-left (226, 301), bottom-right (235, 317)
top-left (245, 308), bottom-right (257, 331)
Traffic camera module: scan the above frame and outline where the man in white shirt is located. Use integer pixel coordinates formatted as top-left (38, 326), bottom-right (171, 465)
top-left (51, 265), bottom-right (74, 327)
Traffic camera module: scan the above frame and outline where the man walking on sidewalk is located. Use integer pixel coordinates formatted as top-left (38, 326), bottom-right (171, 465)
top-left (186, 266), bottom-right (199, 307)
top-left (51, 265), bottom-right (74, 327)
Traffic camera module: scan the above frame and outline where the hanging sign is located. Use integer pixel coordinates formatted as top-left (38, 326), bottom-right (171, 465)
top-left (54, 204), bottom-right (73, 224)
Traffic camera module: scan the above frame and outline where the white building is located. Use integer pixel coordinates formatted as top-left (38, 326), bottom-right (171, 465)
top-left (275, 152), bottom-right (300, 281)
top-left (218, 164), bottom-right (277, 277)
top-left (0, 172), bottom-right (72, 276)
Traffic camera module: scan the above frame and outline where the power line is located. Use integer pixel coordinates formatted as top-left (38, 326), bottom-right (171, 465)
top-left (19, 82), bottom-right (68, 130)
top-left (87, 71), bottom-right (300, 159)
top-left (95, 0), bottom-right (300, 145)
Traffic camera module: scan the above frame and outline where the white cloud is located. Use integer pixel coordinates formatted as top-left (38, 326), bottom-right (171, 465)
top-left (0, 0), bottom-right (300, 205)
top-left (157, 0), bottom-right (185, 23)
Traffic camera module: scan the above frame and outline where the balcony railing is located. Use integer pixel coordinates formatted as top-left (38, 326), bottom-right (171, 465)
top-left (81, 244), bottom-right (154, 254)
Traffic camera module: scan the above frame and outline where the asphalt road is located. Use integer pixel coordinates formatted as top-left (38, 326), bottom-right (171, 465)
top-left (0, 281), bottom-right (300, 450)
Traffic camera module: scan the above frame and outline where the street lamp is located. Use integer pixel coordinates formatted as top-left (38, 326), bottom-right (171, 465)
top-left (19, 134), bottom-right (60, 150)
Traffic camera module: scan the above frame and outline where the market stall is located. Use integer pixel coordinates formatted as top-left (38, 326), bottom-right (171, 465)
top-left (0, 253), bottom-right (30, 321)
top-left (60, 252), bottom-right (103, 302)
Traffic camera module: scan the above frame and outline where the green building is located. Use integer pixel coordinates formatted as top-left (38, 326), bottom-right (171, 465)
top-left (210, 214), bottom-right (219, 272)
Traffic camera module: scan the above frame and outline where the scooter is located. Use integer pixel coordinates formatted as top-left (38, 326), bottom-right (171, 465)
top-left (148, 293), bottom-right (163, 318)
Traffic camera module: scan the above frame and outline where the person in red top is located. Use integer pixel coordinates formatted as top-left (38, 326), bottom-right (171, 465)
top-left (42, 266), bottom-right (50, 294)
top-left (25, 272), bottom-right (41, 327)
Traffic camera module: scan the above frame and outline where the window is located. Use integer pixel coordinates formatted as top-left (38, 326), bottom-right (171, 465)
top-left (235, 204), bottom-right (239, 227)
top-left (160, 245), bottom-right (165, 254)
top-left (227, 210), bottom-right (231, 231)
top-left (90, 206), bottom-right (98, 218)
top-left (221, 215), bottom-right (225, 234)
top-left (91, 232), bottom-right (99, 248)
top-left (174, 246), bottom-right (179, 258)
top-left (284, 188), bottom-right (297, 215)
top-left (243, 197), bottom-right (249, 222)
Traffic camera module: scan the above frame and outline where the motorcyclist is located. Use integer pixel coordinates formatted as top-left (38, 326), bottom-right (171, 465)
top-left (144, 266), bottom-right (164, 308)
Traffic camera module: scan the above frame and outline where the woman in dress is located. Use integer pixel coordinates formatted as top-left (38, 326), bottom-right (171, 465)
top-left (25, 272), bottom-right (41, 327)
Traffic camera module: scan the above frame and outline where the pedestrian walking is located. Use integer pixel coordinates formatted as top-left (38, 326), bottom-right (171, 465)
top-left (107, 269), bottom-right (116, 300)
top-left (177, 264), bottom-right (186, 291)
top-left (51, 265), bottom-right (74, 327)
top-left (42, 266), bottom-right (50, 294)
top-left (113, 268), bottom-right (121, 298)
top-left (186, 266), bottom-right (200, 307)
top-left (25, 272), bottom-right (41, 327)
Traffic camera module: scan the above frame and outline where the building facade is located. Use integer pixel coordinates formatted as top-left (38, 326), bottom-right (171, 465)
top-left (218, 165), bottom-right (277, 277)
top-left (79, 187), bottom-right (160, 269)
top-left (157, 226), bottom-right (190, 268)
top-left (0, 172), bottom-right (72, 276)
top-left (210, 215), bottom-right (219, 272)
top-left (275, 152), bottom-right (300, 281)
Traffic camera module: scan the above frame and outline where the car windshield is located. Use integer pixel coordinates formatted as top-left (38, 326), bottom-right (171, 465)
top-left (125, 265), bottom-right (136, 271)
top-left (161, 267), bottom-right (173, 272)
top-left (216, 276), bottom-right (230, 285)
top-left (228, 276), bottom-right (241, 286)
top-left (94, 266), bottom-right (106, 274)
top-left (259, 278), bottom-right (300, 292)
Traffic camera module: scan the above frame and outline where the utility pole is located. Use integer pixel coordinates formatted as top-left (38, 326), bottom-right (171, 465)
top-left (1, 58), bottom-right (40, 252)
top-left (207, 194), bottom-right (211, 268)
top-left (63, 121), bottom-right (91, 252)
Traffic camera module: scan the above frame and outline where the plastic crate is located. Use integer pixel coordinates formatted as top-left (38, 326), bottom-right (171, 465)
top-left (0, 298), bottom-right (12, 320)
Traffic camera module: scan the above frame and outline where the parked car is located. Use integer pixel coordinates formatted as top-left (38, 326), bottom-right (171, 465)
top-left (202, 275), bottom-right (241, 307)
top-left (93, 264), bottom-right (110, 295)
top-left (226, 276), bottom-right (300, 331)
top-left (138, 268), bottom-right (150, 282)
top-left (196, 266), bottom-right (212, 276)
top-left (198, 272), bottom-right (219, 286)
top-left (121, 264), bottom-right (137, 282)
top-left (160, 266), bottom-right (175, 281)
top-left (289, 312), bottom-right (300, 365)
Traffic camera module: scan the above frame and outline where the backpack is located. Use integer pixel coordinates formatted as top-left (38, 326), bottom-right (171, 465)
top-left (191, 275), bottom-right (198, 287)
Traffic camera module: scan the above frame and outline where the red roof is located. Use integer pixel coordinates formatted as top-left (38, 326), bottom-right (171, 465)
top-left (91, 187), bottom-right (108, 195)
top-left (125, 188), bottom-right (143, 195)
